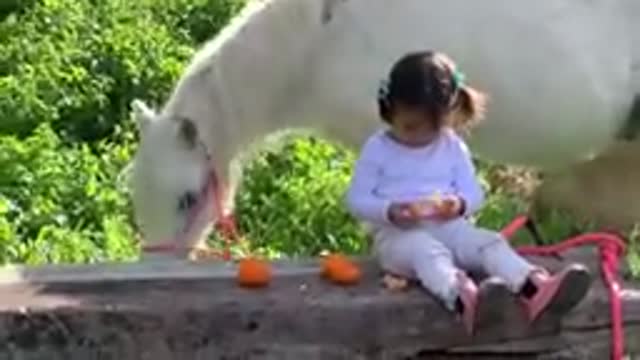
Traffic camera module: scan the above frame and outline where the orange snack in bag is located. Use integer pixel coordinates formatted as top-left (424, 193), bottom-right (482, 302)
top-left (409, 191), bottom-right (443, 218)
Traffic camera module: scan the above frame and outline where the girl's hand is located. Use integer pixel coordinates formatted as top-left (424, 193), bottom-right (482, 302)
top-left (387, 202), bottom-right (421, 227)
top-left (434, 195), bottom-right (465, 219)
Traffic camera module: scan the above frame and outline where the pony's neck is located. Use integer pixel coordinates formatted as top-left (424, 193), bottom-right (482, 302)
top-left (164, 0), bottom-right (329, 172)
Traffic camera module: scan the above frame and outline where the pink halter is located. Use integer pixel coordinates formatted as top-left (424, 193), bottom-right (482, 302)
top-left (141, 162), bottom-right (237, 260)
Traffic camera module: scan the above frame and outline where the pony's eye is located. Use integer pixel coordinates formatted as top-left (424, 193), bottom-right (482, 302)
top-left (178, 191), bottom-right (197, 212)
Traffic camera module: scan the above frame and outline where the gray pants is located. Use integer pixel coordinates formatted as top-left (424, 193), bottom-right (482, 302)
top-left (373, 219), bottom-right (535, 307)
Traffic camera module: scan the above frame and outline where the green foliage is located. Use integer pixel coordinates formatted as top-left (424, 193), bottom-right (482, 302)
top-left (0, 0), bottom-right (37, 22)
top-left (0, 0), bottom-right (244, 142)
top-left (143, 0), bottom-right (247, 45)
top-left (0, 123), bottom-right (138, 264)
top-left (235, 135), bottom-right (368, 258)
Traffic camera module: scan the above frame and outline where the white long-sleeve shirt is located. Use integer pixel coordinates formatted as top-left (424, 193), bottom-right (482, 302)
top-left (345, 128), bottom-right (485, 227)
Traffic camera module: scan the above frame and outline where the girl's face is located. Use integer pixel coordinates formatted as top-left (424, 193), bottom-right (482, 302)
top-left (388, 104), bottom-right (441, 147)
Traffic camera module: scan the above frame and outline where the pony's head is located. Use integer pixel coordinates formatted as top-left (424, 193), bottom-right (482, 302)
top-left (129, 99), bottom-right (219, 253)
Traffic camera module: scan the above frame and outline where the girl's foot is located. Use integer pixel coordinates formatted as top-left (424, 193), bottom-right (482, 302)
top-left (519, 263), bottom-right (592, 322)
top-left (453, 272), bottom-right (479, 335)
top-left (475, 277), bottom-right (511, 330)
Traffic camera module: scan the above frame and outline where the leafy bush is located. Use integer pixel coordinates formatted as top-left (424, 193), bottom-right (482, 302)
top-left (0, 0), bottom-right (245, 142)
top-left (0, 123), bottom-right (138, 265)
top-left (143, 0), bottom-right (247, 45)
top-left (234, 135), bottom-right (369, 258)
top-left (0, 0), bottom-right (37, 22)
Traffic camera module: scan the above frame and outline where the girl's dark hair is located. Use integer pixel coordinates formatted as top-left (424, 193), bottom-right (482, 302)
top-left (378, 50), bottom-right (488, 132)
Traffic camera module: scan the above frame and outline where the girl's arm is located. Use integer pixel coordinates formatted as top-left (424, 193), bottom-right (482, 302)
top-left (345, 140), bottom-right (392, 225)
top-left (451, 137), bottom-right (485, 216)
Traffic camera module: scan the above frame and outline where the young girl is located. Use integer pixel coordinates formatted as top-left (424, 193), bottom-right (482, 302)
top-left (345, 51), bottom-right (592, 335)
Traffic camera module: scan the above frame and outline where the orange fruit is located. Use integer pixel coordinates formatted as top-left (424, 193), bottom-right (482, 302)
top-left (331, 262), bottom-right (362, 285)
top-left (321, 254), bottom-right (349, 276)
top-left (237, 257), bottom-right (272, 288)
top-left (321, 253), bottom-right (362, 285)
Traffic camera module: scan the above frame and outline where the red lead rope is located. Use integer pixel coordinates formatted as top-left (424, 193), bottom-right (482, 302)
top-left (501, 215), bottom-right (626, 360)
top-left (211, 171), bottom-right (238, 261)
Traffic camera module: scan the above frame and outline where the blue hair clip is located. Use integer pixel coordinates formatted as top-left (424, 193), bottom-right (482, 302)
top-left (452, 69), bottom-right (466, 89)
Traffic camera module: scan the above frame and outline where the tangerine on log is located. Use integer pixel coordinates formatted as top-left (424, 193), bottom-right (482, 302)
top-left (321, 253), bottom-right (362, 285)
top-left (237, 257), bottom-right (272, 288)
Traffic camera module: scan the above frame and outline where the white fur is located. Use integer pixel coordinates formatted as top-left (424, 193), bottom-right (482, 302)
top-left (626, 0), bottom-right (640, 90)
top-left (129, 0), bottom-right (638, 253)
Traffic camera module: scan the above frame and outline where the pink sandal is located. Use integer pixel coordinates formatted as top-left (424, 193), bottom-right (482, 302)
top-left (520, 263), bottom-right (592, 322)
top-left (454, 272), bottom-right (479, 335)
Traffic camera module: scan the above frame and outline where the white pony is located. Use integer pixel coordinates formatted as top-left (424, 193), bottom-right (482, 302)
top-left (129, 0), bottom-right (640, 259)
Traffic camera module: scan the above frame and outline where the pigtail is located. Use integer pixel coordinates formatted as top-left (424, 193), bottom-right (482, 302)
top-left (451, 85), bottom-right (489, 133)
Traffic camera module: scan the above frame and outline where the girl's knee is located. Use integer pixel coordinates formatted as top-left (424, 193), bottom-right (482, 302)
top-left (400, 230), bottom-right (450, 256)
top-left (378, 229), bottom-right (451, 272)
top-left (472, 229), bottom-right (510, 252)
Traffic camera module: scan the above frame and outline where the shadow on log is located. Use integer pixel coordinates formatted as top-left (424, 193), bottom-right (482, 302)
top-left (0, 248), bottom-right (637, 360)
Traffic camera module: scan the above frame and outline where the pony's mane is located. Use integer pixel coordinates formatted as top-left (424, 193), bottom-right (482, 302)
top-left (160, 0), bottom-right (320, 120)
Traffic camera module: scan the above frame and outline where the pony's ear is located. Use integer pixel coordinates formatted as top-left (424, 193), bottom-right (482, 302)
top-left (131, 99), bottom-right (156, 131)
top-left (177, 116), bottom-right (198, 149)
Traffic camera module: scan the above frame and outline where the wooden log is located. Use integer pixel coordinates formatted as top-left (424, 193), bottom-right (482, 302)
top-left (0, 248), bottom-right (637, 360)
